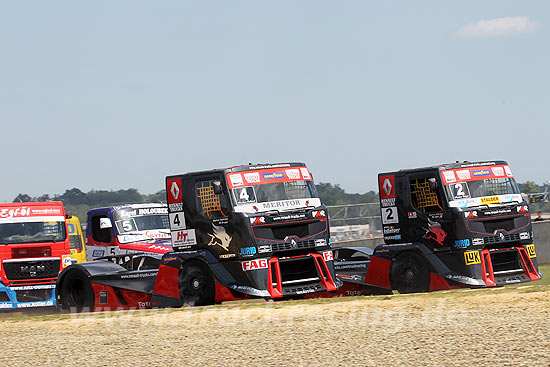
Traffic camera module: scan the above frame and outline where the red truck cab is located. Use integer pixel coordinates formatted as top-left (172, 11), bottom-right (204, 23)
top-left (0, 201), bottom-right (72, 309)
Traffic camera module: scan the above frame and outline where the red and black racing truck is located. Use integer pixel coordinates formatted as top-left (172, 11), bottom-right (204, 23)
top-left (346, 160), bottom-right (542, 293)
top-left (56, 163), bottom-right (338, 311)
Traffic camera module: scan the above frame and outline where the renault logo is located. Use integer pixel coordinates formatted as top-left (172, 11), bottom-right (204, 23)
top-left (170, 181), bottom-right (180, 201)
top-left (383, 179), bottom-right (392, 196)
top-left (290, 239), bottom-right (297, 248)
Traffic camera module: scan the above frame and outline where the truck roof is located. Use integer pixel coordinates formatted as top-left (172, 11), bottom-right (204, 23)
top-left (87, 203), bottom-right (167, 216)
top-left (380, 160), bottom-right (509, 176)
top-left (166, 162), bottom-right (307, 179)
top-left (0, 201), bottom-right (64, 208)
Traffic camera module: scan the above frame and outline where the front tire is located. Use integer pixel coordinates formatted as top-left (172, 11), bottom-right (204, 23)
top-left (179, 263), bottom-right (215, 306)
top-left (390, 253), bottom-right (429, 294)
top-left (59, 269), bottom-right (94, 312)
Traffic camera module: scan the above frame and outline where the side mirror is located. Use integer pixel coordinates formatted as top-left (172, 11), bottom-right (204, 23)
top-left (428, 178), bottom-right (439, 191)
top-left (212, 180), bottom-right (223, 195)
top-left (100, 218), bottom-right (113, 229)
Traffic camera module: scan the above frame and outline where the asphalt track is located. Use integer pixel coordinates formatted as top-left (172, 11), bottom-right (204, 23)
top-left (0, 284), bottom-right (548, 367)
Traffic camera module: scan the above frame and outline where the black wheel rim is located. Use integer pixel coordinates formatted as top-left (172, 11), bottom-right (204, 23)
top-left (182, 269), bottom-right (208, 305)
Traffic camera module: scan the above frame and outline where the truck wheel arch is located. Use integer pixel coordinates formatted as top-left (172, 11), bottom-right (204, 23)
top-left (57, 267), bottom-right (95, 312)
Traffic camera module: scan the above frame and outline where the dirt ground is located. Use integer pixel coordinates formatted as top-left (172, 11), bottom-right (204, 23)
top-left (1, 285), bottom-right (548, 367)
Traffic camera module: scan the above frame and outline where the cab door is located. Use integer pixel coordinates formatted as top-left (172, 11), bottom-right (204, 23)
top-left (66, 216), bottom-right (87, 263)
top-left (405, 172), bottom-right (454, 248)
top-left (187, 174), bottom-right (236, 257)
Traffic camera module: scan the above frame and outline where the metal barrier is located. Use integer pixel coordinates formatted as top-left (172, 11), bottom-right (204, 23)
top-left (327, 203), bottom-right (381, 242)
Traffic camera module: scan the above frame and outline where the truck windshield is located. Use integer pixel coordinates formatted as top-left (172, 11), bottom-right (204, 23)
top-left (446, 177), bottom-right (520, 201)
top-left (0, 221), bottom-right (66, 244)
top-left (231, 180), bottom-right (317, 205)
top-left (113, 208), bottom-right (170, 234)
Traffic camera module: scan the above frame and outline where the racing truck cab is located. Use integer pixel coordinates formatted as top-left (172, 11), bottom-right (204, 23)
top-left (0, 201), bottom-right (74, 309)
top-left (369, 160), bottom-right (541, 293)
top-left (85, 203), bottom-right (172, 260)
top-left (162, 162), bottom-right (338, 302)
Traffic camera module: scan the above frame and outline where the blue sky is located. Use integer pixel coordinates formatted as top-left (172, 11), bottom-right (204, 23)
top-left (1, 1), bottom-right (548, 202)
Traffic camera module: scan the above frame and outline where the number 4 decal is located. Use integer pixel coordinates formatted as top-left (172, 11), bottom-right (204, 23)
top-left (239, 188), bottom-right (250, 202)
top-left (382, 206), bottom-right (399, 224)
top-left (169, 212), bottom-right (186, 230)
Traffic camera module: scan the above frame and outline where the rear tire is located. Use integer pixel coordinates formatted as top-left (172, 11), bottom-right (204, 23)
top-left (60, 269), bottom-right (94, 312)
top-left (179, 263), bottom-right (215, 306)
top-left (390, 253), bottom-right (429, 294)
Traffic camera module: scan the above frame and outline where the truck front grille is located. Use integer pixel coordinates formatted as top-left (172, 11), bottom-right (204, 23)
top-left (484, 233), bottom-right (521, 245)
top-left (3, 259), bottom-right (60, 280)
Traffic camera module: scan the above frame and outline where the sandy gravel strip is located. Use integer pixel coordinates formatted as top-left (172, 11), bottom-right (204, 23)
top-left (1, 286), bottom-right (548, 366)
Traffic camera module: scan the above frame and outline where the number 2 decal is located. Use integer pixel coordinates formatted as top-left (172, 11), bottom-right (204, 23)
top-left (382, 206), bottom-right (399, 224)
top-left (455, 183), bottom-right (464, 197)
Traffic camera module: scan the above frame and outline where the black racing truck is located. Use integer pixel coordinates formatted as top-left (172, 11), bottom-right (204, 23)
top-left (349, 160), bottom-right (542, 294)
top-left (56, 163), bottom-right (338, 311)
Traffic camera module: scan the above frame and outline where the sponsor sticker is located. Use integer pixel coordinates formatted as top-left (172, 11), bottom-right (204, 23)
top-left (300, 167), bottom-right (311, 180)
top-left (285, 169), bottom-right (301, 180)
top-left (456, 169), bottom-right (471, 180)
top-left (491, 167), bottom-right (505, 177)
top-left (312, 210), bottom-right (326, 218)
top-left (220, 253), bottom-right (236, 259)
top-left (481, 196), bottom-right (500, 205)
top-left (262, 171), bottom-right (285, 180)
top-left (504, 166), bottom-right (513, 177)
top-left (454, 239), bottom-right (470, 248)
top-left (526, 244), bottom-right (536, 258)
top-left (408, 211), bottom-right (417, 219)
top-left (62, 255), bottom-right (74, 268)
top-left (315, 239), bottom-right (327, 247)
top-left (244, 172), bottom-right (260, 184)
top-left (242, 259), bottom-right (268, 271)
top-left (240, 246), bottom-right (257, 256)
top-left (464, 251), bottom-right (481, 265)
top-left (519, 232), bottom-right (530, 240)
top-left (169, 202), bottom-right (183, 212)
top-left (384, 234), bottom-right (402, 240)
top-left (92, 250), bottom-right (105, 258)
top-left (381, 198), bottom-right (395, 207)
top-left (443, 171), bottom-right (456, 183)
top-left (322, 250), bottom-right (333, 262)
top-left (383, 226), bottom-right (400, 235)
top-left (171, 229), bottom-right (197, 247)
top-left (472, 238), bottom-right (484, 246)
top-left (229, 173), bottom-right (244, 187)
top-left (472, 169), bottom-right (491, 177)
